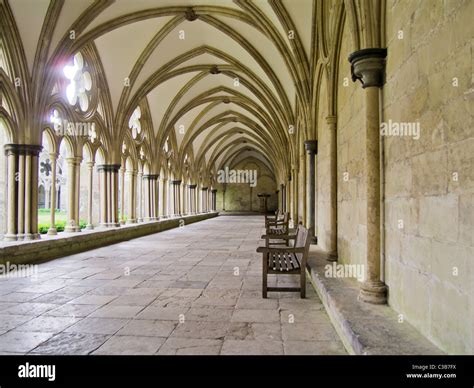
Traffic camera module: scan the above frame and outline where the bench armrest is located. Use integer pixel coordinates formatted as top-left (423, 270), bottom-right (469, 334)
top-left (256, 247), bottom-right (305, 254)
top-left (261, 234), bottom-right (296, 240)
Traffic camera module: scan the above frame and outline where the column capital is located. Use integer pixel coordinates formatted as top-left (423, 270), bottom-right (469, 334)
top-left (86, 161), bottom-right (95, 169)
top-left (143, 174), bottom-right (159, 180)
top-left (97, 164), bottom-right (121, 172)
top-left (349, 48), bottom-right (387, 88)
top-left (66, 156), bottom-right (82, 165)
top-left (201, 187), bottom-right (208, 191)
top-left (4, 144), bottom-right (42, 156)
top-left (211, 189), bottom-right (217, 193)
top-left (188, 184), bottom-right (197, 189)
top-left (304, 140), bottom-right (318, 154)
top-left (171, 179), bottom-right (182, 185)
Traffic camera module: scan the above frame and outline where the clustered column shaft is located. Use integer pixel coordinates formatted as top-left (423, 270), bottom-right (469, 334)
top-left (4, 144), bottom-right (42, 241)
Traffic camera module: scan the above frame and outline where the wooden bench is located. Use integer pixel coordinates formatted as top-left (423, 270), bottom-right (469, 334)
top-left (265, 212), bottom-right (289, 235)
top-left (257, 225), bottom-right (311, 298)
top-left (264, 210), bottom-right (281, 227)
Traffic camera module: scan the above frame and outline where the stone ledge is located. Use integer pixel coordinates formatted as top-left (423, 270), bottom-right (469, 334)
top-left (306, 247), bottom-right (444, 355)
top-left (0, 212), bottom-right (218, 266)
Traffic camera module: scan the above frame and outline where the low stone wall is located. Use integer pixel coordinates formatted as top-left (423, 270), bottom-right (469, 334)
top-left (0, 212), bottom-right (218, 266)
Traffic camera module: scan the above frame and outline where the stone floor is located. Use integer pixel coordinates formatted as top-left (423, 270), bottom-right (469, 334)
top-left (0, 215), bottom-right (346, 355)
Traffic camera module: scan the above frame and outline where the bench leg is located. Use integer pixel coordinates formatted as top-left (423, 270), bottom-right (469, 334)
top-left (300, 269), bottom-right (306, 299)
top-left (262, 254), bottom-right (268, 298)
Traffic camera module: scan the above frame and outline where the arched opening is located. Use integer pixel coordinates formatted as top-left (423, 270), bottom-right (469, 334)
top-left (0, 120), bottom-right (10, 239)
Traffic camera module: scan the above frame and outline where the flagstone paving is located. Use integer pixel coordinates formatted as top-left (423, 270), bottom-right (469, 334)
top-left (0, 216), bottom-right (347, 355)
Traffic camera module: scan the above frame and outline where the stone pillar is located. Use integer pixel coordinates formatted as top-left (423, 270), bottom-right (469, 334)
top-left (85, 161), bottom-right (94, 230)
top-left (326, 115), bottom-right (338, 261)
top-left (4, 144), bottom-right (42, 241)
top-left (211, 189), bottom-right (217, 212)
top-left (143, 174), bottom-right (159, 220)
top-left (349, 47), bottom-right (387, 304)
top-left (48, 153), bottom-right (58, 235)
top-left (64, 157), bottom-right (81, 232)
top-left (171, 180), bottom-right (181, 217)
top-left (304, 140), bottom-right (318, 244)
top-left (188, 184), bottom-right (196, 214)
top-left (126, 170), bottom-right (137, 224)
top-left (290, 170), bottom-right (297, 223)
top-left (222, 185), bottom-right (226, 211)
top-left (120, 166), bottom-right (125, 225)
top-left (201, 187), bottom-right (208, 213)
top-left (180, 182), bottom-right (186, 215)
top-left (137, 170), bottom-right (143, 222)
top-left (280, 184), bottom-right (285, 213)
top-left (161, 177), bottom-right (168, 218)
top-left (97, 164), bottom-right (121, 227)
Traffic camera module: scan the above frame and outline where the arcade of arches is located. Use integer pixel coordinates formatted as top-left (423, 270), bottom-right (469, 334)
top-left (0, 0), bottom-right (472, 355)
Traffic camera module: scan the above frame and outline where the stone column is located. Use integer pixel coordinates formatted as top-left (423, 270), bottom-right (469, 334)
top-left (4, 148), bottom-right (17, 241)
top-left (3, 144), bottom-right (42, 241)
top-left (137, 170), bottom-right (143, 222)
top-left (188, 184), bottom-right (196, 214)
top-left (222, 185), bottom-right (226, 211)
top-left (97, 164), bottom-right (121, 227)
top-left (161, 177), bottom-right (168, 218)
top-left (65, 157), bottom-right (81, 232)
top-left (18, 153), bottom-right (25, 240)
top-left (211, 189), bottom-right (217, 212)
top-left (180, 182), bottom-right (186, 215)
top-left (153, 175), bottom-right (159, 220)
top-left (143, 174), bottom-right (159, 220)
top-left (349, 47), bottom-right (387, 304)
top-left (304, 140), bottom-right (318, 244)
top-left (85, 161), bottom-right (94, 230)
top-left (126, 170), bottom-right (137, 224)
top-left (120, 166), bottom-right (125, 225)
top-left (326, 115), bottom-right (338, 261)
top-left (171, 180), bottom-right (181, 217)
top-left (280, 183), bottom-right (286, 213)
top-left (48, 153), bottom-right (58, 235)
top-left (201, 187), bottom-right (208, 213)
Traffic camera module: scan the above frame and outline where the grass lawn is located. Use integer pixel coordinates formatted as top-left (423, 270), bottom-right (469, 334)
top-left (37, 208), bottom-right (86, 233)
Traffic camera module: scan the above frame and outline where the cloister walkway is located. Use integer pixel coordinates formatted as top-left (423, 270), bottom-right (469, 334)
top-left (0, 216), bottom-right (346, 355)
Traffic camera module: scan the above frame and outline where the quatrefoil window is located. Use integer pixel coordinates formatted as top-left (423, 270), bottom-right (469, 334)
top-left (63, 52), bottom-right (92, 112)
top-left (129, 106), bottom-right (141, 139)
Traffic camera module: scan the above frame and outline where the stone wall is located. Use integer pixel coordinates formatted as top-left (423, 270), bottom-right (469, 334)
top-left (382, 0), bottom-right (474, 354)
top-left (0, 212), bottom-right (218, 266)
top-left (335, 21), bottom-right (367, 268)
top-left (316, 71), bottom-right (330, 250)
top-left (216, 157), bottom-right (277, 212)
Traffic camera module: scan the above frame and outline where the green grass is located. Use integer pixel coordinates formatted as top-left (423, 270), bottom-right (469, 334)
top-left (38, 208), bottom-right (87, 234)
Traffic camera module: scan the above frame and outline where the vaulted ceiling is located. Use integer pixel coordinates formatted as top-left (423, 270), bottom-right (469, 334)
top-left (1, 0), bottom-right (322, 184)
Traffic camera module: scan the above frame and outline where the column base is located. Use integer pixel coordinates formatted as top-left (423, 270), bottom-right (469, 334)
top-left (310, 236), bottom-right (318, 244)
top-left (3, 234), bottom-right (17, 242)
top-left (137, 218), bottom-right (143, 223)
top-left (64, 227), bottom-right (81, 233)
top-left (85, 224), bottom-right (94, 230)
top-left (327, 251), bottom-right (338, 262)
top-left (99, 223), bottom-right (121, 228)
top-left (358, 280), bottom-right (387, 304)
top-left (47, 228), bottom-right (58, 235)
top-left (126, 219), bottom-right (137, 224)
top-left (120, 220), bottom-right (126, 225)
